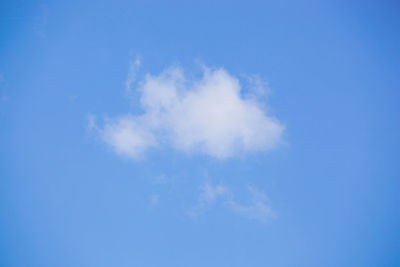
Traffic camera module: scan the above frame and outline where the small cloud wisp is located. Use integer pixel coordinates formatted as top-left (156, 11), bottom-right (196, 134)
top-left (189, 182), bottom-right (275, 223)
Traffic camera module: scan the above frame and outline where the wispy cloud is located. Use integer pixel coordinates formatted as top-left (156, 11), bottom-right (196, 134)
top-left (91, 61), bottom-right (284, 159)
top-left (226, 186), bottom-right (276, 223)
top-left (149, 194), bottom-right (159, 206)
top-left (188, 182), bottom-right (230, 217)
top-left (86, 114), bottom-right (98, 131)
top-left (125, 58), bottom-right (141, 94)
top-left (189, 182), bottom-right (275, 223)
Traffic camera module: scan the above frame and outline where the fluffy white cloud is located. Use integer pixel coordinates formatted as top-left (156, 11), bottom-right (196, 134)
top-left (92, 63), bottom-right (284, 159)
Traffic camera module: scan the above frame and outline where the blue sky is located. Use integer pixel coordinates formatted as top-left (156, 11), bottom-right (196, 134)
top-left (1, 0), bottom-right (399, 266)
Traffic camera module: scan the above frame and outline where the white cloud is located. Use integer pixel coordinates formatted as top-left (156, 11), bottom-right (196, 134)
top-left (92, 62), bottom-right (284, 159)
top-left (189, 182), bottom-right (275, 223)
top-left (100, 115), bottom-right (156, 159)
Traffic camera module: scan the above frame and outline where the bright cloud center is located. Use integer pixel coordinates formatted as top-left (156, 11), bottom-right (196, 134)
top-left (94, 63), bottom-right (284, 159)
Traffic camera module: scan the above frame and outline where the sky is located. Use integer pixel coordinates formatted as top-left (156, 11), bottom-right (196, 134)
top-left (0, 0), bottom-right (399, 266)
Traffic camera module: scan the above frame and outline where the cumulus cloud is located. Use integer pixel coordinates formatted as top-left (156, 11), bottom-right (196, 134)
top-left (189, 182), bottom-right (275, 223)
top-left (91, 62), bottom-right (284, 159)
